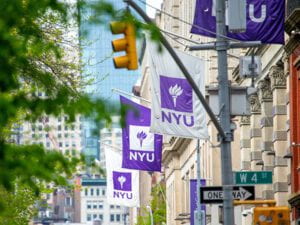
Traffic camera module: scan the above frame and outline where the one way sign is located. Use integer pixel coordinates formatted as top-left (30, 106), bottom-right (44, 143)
top-left (200, 186), bottom-right (255, 204)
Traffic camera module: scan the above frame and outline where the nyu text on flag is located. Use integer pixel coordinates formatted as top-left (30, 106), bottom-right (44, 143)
top-left (148, 40), bottom-right (208, 139)
top-left (191, 0), bottom-right (284, 44)
top-left (105, 148), bottom-right (140, 207)
top-left (120, 96), bottom-right (163, 172)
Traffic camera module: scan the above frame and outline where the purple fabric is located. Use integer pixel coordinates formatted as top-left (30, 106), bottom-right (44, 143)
top-left (160, 75), bottom-right (193, 113)
top-left (190, 179), bottom-right (206, 225)
top-left (191, 0), bottom-right (284, 44)
top-left (113, 171), bottom-right (132, 191)
top-left (120, 96), bottom-right (162, 172)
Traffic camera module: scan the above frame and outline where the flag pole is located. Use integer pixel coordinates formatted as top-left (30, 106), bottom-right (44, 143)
top-left (112, 88), bottom-right (151, 103)
top-left (196, 139), bottom-right (202, 225)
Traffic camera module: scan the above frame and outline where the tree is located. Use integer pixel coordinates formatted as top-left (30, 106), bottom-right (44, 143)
top-left (0, 183), bottom-right (40, 225)
top-left (136, 183), bottom-right (167, 225)
top-left (0, 0), bottom-right (113, 211)
top-left (0, 0), bottom-right (162, 219)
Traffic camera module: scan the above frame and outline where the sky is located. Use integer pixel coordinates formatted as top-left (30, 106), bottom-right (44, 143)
top-left (146, 0), bottom-right (163, 18)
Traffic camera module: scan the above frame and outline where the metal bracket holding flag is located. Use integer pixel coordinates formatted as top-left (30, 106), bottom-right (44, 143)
top-left (200, 186), bottom-right (255, 204)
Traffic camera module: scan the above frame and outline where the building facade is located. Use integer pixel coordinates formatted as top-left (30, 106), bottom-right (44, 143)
top-left (284, 1), bottom-right (300, 224)
top-left (137, 0), bottom-right (299, 225)
top-left (78, 177), bottom-right (128, 225)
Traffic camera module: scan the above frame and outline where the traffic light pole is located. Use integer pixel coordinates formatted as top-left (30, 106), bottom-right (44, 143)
top-left (215, 0), bottom-right (234, 224)
top-left (124, 1), bottom-right (261, 225)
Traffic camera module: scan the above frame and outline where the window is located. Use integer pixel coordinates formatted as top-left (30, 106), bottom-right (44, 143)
top-left (72, 142), bottom-right (76, 147)
top-left (59, 142), bottom-right (62, 147)
top-left (96, 189), bottom-right (100, 196)
top-left (99, 214), bottom-right (103, 220)
top-left (93, 204), bottom-right (97, 209)
top-left (58, 117), bottom-right (61, 122)
top-left (58, 133), bottom-right (62, 138)
top-left (87, 204), bottom-right (91, 209)
top-left (38, 125), bottom-right (42, 131)
top-left (64, 133), bottom-right (68, 138)
top-left (65, 150), bottom-right (70, 155)
top-left (58, 125), bottom-right (61, 131)
top-left (99, 204), bottom-right (103, 209)
top-left (102, 189), bottom-right (105, 196)
top-left (110, 205), bottom-right (114, 209)
top-left (65, 142), bottom-right (69, 147)
top-left (65, 197), bottom-right (72, 206)
top-left (116, 214), bottom-right (121, 222)
top-left (87, 214), bottom-right (91, 221)
top-left (110, 214), bottom-right (115, 222)
top-left (116, 205), bottom-right (120, 209)
top-left (46, 142), bottom-right (50, 148)
top-left (90, 188), bottom-right (94, 196)
top-left (85, 188), bottom-right (88, 196)
top-left (93, 214), bottom-right (97, 219)
top-left (65, 126), bottom-right (68, 131)
top-left (45, 133), bottom-right (49, 138)
top-left (71, 125), bottom-right (75, 131)
top-left (31, 125), bottom-right (35, 131)
top-left (32, 134), bottom-right (35, 138)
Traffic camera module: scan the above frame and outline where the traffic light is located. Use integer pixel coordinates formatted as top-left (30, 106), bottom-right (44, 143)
top-left (110, 21), bottom-right (138, 70)
top-left (253, 206), bottom-right (290, 225)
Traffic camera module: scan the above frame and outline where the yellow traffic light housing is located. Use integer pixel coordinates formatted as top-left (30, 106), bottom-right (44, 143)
top-left (110, 21), bottom-right (138, 70)
top-left (253, 206), bottom-right (290, 225)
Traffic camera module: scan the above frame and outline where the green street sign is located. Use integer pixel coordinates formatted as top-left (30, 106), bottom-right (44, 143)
top-left (234, 171), bottom-right (272, 185)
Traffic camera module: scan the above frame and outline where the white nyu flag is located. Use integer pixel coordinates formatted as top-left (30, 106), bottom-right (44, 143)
top-left (148, 41), bottom-right (208, 139)
top-left (105, 148), bottom-right (140, 207)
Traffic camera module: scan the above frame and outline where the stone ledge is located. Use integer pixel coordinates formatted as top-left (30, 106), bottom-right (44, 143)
top-left (240, 139), bottom-right (251, 148)
top-left (273, 182), bottom-right (288, 193)
top-left (261, 141), bottom-right (273, 152)
top-left (273, 131), bottom-right (287, 141)
top-left (250, 128), bottom-right (262, 138)
top-left (241, 161), bottom-right (251, 170)
top-left (274, 156), bottom-right (288, 166)
top-left (272, 105), bottom-right (287, 115)
top-left (251, 151), bottom-right (262, 161)
top-left (262, 190), bottom-right (274, 200)
top-left (263, 166), bottom-right (274, 172)
top-left (260, 117), bottom-right (273, 127)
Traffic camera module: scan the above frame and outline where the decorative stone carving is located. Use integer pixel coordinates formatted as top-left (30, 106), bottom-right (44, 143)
top-left (258, 78), bottom-right (273, 102)
top-left (240, 116), bottom-right (250, 125)
top-left (269, 65), bottom-right (286, 89)
top-left (249, 94), bottom-right (261, 114)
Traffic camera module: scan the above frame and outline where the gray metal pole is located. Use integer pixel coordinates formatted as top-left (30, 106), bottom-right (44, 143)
top-left (196, 139), bottom-right (202, 225)
top-left (215, 0), bottom-right (234, 225)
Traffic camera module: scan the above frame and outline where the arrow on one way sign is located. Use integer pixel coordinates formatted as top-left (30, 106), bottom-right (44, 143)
top-left (200, 186), bottom-right (255, 204)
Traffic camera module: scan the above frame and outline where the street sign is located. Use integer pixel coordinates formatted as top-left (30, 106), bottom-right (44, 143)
top-left (234, 171), bottom-right (272, 185)
top-left (200, 186), bottom-right (255, 204)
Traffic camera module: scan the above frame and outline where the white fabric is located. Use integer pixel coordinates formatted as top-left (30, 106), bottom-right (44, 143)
top-left (148, 40), bottom-right (208, 139)
top-left (105, 149), bottom-right (140, 207)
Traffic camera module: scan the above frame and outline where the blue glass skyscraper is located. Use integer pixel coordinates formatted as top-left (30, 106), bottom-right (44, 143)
top-left (79, 0), bottom-right (145, 161)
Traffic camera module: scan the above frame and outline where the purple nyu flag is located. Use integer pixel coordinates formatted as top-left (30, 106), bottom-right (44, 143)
top-left (190, 179), bottom-right (206, 225)
top-left (120, 96), bottom-right (163, 172)
top-left (191, 0), bottom-right (284, 44)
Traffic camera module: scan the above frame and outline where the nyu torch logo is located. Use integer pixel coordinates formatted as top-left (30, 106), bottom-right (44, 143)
top-left (137, 131), bottom-right (147, 147)
top-left (169, 84), bottom-right (183, 107)
top-left (160, 75), bottom-right (194, 127)
top-left (113, 171), bottom-right (133, 199)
